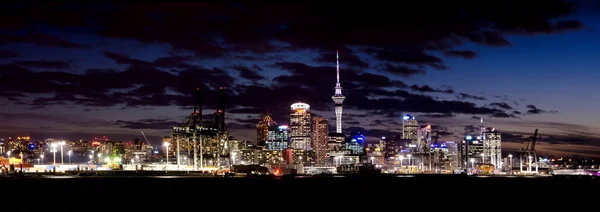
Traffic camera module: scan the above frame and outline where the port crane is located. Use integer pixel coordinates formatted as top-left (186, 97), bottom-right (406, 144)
top-left (519, 129), bottom-right (538, 174)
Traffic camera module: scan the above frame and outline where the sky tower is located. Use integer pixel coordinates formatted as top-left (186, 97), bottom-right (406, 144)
top-left (332, 50), bottom-right (345, 133)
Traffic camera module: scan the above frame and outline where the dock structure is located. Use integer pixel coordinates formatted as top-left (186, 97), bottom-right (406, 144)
top-left (172, 87), bottom-right (232, 170)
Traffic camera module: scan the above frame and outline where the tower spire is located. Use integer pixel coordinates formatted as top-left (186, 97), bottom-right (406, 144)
top-left (332, 50), bottom-right (345, 133)
top-left (336, 50), bottom-right (340, 84)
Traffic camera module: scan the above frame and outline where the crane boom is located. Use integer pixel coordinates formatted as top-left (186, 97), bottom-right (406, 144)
top-left (531, 129), bottom-right (538, 152)
top-left (140, 131), bottom-right (152, 146)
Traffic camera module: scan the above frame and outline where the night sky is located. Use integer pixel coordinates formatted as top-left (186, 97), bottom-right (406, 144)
top-left (1, 2), bottom-right (600, 159)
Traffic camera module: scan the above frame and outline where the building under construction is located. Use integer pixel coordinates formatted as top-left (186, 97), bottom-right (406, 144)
top-left (171, 87), bottom-right (231, 170)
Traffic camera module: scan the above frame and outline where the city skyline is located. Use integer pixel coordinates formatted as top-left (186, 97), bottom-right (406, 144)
top-left (2, 2), bottom-right (600, 158)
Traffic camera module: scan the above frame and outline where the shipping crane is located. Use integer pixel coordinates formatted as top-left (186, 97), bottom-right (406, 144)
top-left (519, 129), bottom-right (538, 174)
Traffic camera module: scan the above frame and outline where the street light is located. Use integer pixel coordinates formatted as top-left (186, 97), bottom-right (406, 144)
top-left (528, 155), bottom-right (533, 172)
top-left (399, 155), bottom-right (404, 166)
top-left (51, 143), bottom-right (58, 165)
top-left (470, 158), bottom-right (475, 170)
top-left (40, 154), bottom-right (44, 164)
top-left (6, 151), bottom-right (10, 158)
top-left (68, 150), bottom-right (72, 164)
top-left (163, 142), bottom-right (170, 166)
top-left (508, 154), bottom-right (513, 174)
top-left (407, 154), bottom-right (412, 166)
top-left (58, 141), bottom-right (66, 166)
top-left (480, 153), bottom-right (485, 164)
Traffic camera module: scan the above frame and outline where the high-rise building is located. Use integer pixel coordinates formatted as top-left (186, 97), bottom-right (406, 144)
top-left (445, 141), bottom-right (459, 170)
top-left (311, 117), bottom-right (329, 165)
top-left (290, 102), bottom-right (312, 150)
top-left (482, 127), bottom-right (502, 168)
top-left (256, 113), bottom-right (277, 146)
top-left (402, 114), bottom-right (418, 140)
top-left (417, 124), bottom-right (432, 150)
top-left (331, 51), bottom-right (345, 134)
top-left (462, 135), bottom-right (484, 169)
top-left (266, 125), bottom-right (289, 151)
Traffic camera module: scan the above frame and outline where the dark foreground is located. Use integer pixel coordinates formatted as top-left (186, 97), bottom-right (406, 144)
top-left (3, 174), bottom-right (596, 211)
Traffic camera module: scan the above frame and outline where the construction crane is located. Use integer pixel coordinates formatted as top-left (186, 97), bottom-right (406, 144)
top-left (519, 129), bottom-right (538, 174)
top-left (140, 131), bottom-right (153, 146)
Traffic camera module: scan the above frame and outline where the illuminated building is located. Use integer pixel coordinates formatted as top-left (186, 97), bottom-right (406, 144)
top-left (445, 141), bottom-right (459, 170)
top-left (0, 139), bottom-right (5, 154)
top-left (417, 124), bottom-right (432, 151)
top-left (256, 113), bottom-right (277, 146)
top-left (344, 132), bottom-right (365, 156)
top-left (288, 149), bottom-right (315, 166)
top-left (311, 117), bottom-right (329, 165)
top-left (461, 135), bottom-right (484, 169)
top-left (482, 127), bottom-right (502, 168)
top-left (266, 125), bottom-right (289, 151)
top-left (402, 114), bottom-right (418, 140)
top-left (331, 50), bottom-right (346, 134)
top-left (259, 150), bottom-right (284, 165)
top-left (7, 136), bottom-right (30, 152)
top-left (327, 133), bottom-right (346, 165)
top-left (289, 102), bottom-right (312, 150)
top-left (365, 139), bottom-right (385, 165)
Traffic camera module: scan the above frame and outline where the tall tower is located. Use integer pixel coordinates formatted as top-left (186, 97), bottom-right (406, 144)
top-left (332, 50), bottom-right (346, 133)
top-left (290, 102), bottom-right (312, 150)
top-left (311, 117), bottom-right (329, 165)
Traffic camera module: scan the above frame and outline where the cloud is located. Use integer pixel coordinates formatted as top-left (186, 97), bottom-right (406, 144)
top-left (0, 112), bottom-right (110, 127)
top-left (0, 33), bottom-right (85, 49)
top-left (13, 60), bottom-right (71, 69)
top-left (457, 93), bottom-right (487, 101)
top-left (489, 102), bottom-right (513, 110)
top-left (229, 65), bottom-right (265, 81)
top-left (0, 50), bottom-right (19, 59)
top-left (443, 50), bottom-right (477, 59)
top-left (0, 2), bottom-right (588, 150)
top-left (114, 119), bottom-right (180, 130)
top-left (525, 105), bottom-right (558, 115)
top-left (410, 84), bottom-right (454, 94)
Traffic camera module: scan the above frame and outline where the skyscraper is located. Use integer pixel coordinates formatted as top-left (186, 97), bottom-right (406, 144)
top-left (290, 102), bottom-right (312, 150)
top-left (311, 117), bottom-right (329, 165)
top-left (402, 114), bottom-right (418, 140)
top-left (256, 113), bottom-right (277, 146)
top-left (331, 50), bottom-right (345, 134)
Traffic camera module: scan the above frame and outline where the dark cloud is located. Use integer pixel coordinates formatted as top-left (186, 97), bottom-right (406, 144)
top-left (422, 113), bottom-right (455, 118)
top-left (0, 33), bottom-right (85, 49)
top-left (525, 105), bottom-right (558, 115)
top-left (457, 93), bottom-right (487, 101)
top-left (489, 102), bottom-right (513, 110)
top-left (0, 2), bottom-right (583, 69)
top-left (13, 60), bottom-right (71, 69)
top-left (229, 65), bottom-right (265, 81)
top-left (314, 49), bottom-right (368, 69)
top-left (114, 119), bottom-right (179, 130)
top-left (0, 50), bottom-right (19, 59)
top-left (410, 84), bottom-right (454, 94)
top-left (377, 63), bottom-right (425, 77)
top-left (443, 50), bottom-right (477, 59)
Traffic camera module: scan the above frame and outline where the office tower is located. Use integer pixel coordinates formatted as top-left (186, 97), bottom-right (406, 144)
top-left (266, 125), bottom-right (289, 151)
top-left (402, 114), bottom-right (418, 140)
top-left (256, 112), bottom-right (277, 146)
top-left (290, 102), bottom-right (311, 150)
top-left (331, 51), bottom-right (345, 133)
top-left (482, 127), bottom-right (502, 168)
top-left (417, 124), bottom-right (432, 150)
top-left (311, 117), bottom-right (329, 165)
